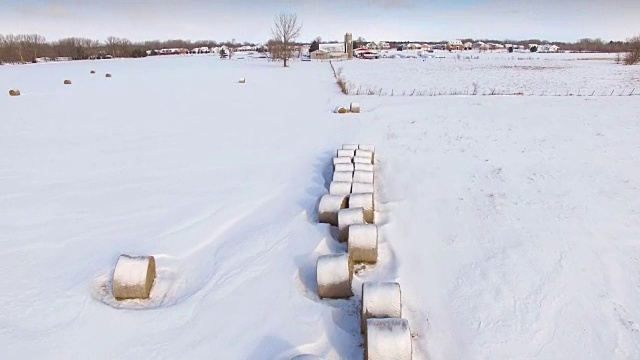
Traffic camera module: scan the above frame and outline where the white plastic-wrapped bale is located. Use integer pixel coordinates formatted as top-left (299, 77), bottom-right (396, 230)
top-left (316, 253), bottom-right (353, 299)
top-left (352, 182), bottom-right (374, 194)
top-left (356, 149), bottom-right (375, 164)
top-left (333, 157), bottom-right (352, 166)
top-left (354, 163), bottom-right (374, 172)
top-left (349, 192), bottom-right (374, 223)
top-left (359, 144), bottom-right (375, 153)
top-left (361, 282), bottom-right (402, 333)
top-left (332, 171), bottom-right (353, 183)
top-left (318, 194), bottom-right (349, 225)
top-left (353, 156), bottom-right (373, 165)
top-left (329, 181), bottom-right (352, 196)
top-left (337, 207), bottom-right (366, 242)
top-left (365, 318), bottom-right (412, 360)
top-left (348, 224), bottom-right (378, 263)
top-left (335, 106), bottom-right (348, 114)
top-left (337, 149), bottom-right (355, 158)
top-left (334, 163), bottom-right (355, 172)
top-left (353, 170), bottom-right (374, 184)
top-left (342, 144), bottom-right (359, 150)
top-left (350, 102), bottom-right (361, 113)
top-left (112, 255), bottom-right (156, 300)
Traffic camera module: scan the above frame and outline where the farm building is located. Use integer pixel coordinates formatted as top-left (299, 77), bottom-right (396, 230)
top-left (464, 42), bottom-right (473, 50)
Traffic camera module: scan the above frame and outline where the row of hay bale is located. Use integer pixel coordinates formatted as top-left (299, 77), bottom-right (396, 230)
top-left (8, 70), bottom-right (112, 96)
top-left (313, 144), bottom-right (412, 359)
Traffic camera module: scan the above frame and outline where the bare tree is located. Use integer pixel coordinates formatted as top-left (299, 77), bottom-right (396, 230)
top-left (270, 13), bottom-right (302, 67)
top-left (624, 35), bottom-right (640, 65)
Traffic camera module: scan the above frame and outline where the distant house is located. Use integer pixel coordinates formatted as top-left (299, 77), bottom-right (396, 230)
top-left (447, 40), bottom-right (463, 51)
top-left (378, 42), bottom-right (391, 49)
top-left (549, 45), bottom-right (560, 53)
top-left (236, 45), bottom-right (255, 52)
top-left (366, 42), bottom-right (378, 50)
top-left (463, 42), bottom-right (472, 50)
top-left (421, 44), bottom-right (433, 52)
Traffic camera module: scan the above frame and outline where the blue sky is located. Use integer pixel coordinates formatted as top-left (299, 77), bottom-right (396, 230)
top-left (0, 0), bottom-right (638, 43)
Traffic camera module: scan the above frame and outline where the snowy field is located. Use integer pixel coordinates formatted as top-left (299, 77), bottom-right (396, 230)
top-left (1, 54), bottom-right (640, 359)
top-left (338, 51), bottom-right (640, 96)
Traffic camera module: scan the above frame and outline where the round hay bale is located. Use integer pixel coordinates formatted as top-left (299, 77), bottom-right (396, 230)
top-left (352, 182), bottom-right (374, 194)
top-left (365, 318), bottom-right (412, 360)
top-left (90, 70), bottom-right (96, 74)
top-left (337, 149), bottom-right (355, 158)
top-left (354, 163), bottom-right (374, 172)
top-left (318, 194), bottom-right (348, 225)
top-left (316, 253), bottom-right (353, 299)
top-left (359, 144), bottom-right (375, 153)
top-left (356, 149), bottom-right (374, 163)
top-left (334, 163), bottom-right (354, 172)
top-left (105, 73), bottom-right (112, 78)
top-left (329, 181), bottom-right (352, 196)
top-left (63, 79), bottom-right (72, 85)
top-left (8, 89), bottom-right (21, 96)
top-left (338, 207), bottom-right (365, 242)
top-left (350, 102), bottom-right (361, 113)
top-left (112, 254), bottom-right (156, 300)
top-left (333, 157), bottom-right (352, 166)
top-left (333, 171), bottom-right (353, 183)
top-left (361, 282), bottom-right (402, 334)
top-left (335, 106), bottom-right (348, 114)
top-left (353, 156), bottom-right (373, 165)
top-left (353, 170), bottom-right (374, 184)
top-left (349, 192), bottom-right (374, 223)
top-left (342, 144), bottom-right (359, 150)
top-left (239, 78), bottom-right (246, 83)
top-left (348, 224), bottom-right (378, 263)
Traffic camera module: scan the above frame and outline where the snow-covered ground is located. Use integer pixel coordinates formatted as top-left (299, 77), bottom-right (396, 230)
top-left (1, 55), bottom-right (639, 359)
top-left (338, 51), bottom-right (640, 96)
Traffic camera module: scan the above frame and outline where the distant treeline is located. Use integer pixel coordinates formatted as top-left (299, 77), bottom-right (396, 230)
top-left (0, 34), bottom-right (258, 63)
top-left (1, 33), bottom-right (638, 64)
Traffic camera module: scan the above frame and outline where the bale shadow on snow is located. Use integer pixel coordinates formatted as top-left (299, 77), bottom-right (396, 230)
top-left (298, 150), bottom-right (339, 226)
top-left (244, 335), bottom-right (295, 360)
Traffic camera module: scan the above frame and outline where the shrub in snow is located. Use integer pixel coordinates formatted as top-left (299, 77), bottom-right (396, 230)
top-left (333, 157), bottom-right (352, 167)
top-left (350, 103), bottom-right (361, 113)
top-left (239, 78), bottom-right (246, 83)
top-left (365, 318), bottom-right (412, 360)
top-left (353, 156), bottom-right (373, 165)
top-left (318, 194), bottom-right (348, 226)
top-left (349, 192), bottom-right (374, 223)
top-left (63, 80), bottom-right (72, 85)
top-left (90, 70), bottom-right (96, 74)
top-left (352, 182), bottom-right (374, 194)
top-left (112, 254), bottom-right (156, 300)
top-left (338, 207), bottom-right (366, 242)
top-left (332, 171), bottom-right (353, 183)
top-left (354, 163), bottom-right (374, 172)
top-left (105, 73), bottom-right (112, 78)
top-left (335, 106), bottom-right (347, 114)
top-left (361, 282), bottom-right (402, 334)
top-left (8, 89), bottom-right (21, 96)
top-left (355, 149), bottom-right (374, 163)
top-left (316, 253), bottom-right (353, 299)
top-left (329, 181), bottom-right (352, 196)
top-left (353, 170), bottom-right (374, 184)
top-left (342, 144), bottom-right (359, 150)
top-left (348, 224), bottom-right (378, 263)
top-left (334, 163), bottom-right (354, 172)
top-left (336, 149), bottom-right (355, 158)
